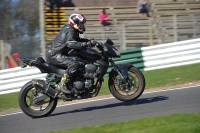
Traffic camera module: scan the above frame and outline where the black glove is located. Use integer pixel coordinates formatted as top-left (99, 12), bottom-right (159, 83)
top-left (95, 42), bottom-right (101, 48)
top-left (82, 40), bottom-right (96, 48)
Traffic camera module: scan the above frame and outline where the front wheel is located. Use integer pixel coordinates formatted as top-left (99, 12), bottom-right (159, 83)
top-left (18, 80), bottom-right (58, 118)
top-left (108, 67), bottom-right (145, 102)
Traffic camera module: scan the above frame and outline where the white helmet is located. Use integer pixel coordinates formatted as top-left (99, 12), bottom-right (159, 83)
top-left (68, 13), bottom-right (86, 34)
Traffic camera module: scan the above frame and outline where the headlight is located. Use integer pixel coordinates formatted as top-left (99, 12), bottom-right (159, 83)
top-left (111, 46), bottom-right (120, 57)
top-left (114, 49), bottom-right (121, 57)
top-left (116, 50), bottom-right (121, 57)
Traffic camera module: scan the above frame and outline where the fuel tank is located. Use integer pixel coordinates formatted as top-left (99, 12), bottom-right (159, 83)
top-left (77, 48), bottom-right (102, 62)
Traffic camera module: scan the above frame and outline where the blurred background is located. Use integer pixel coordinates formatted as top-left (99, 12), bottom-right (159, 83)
top-left (0, 0), bottom-right (199, 69)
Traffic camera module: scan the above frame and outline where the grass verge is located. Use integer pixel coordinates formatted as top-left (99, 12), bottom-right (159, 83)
top-left (0, 63), bottom-right (200, 112)
top-left (47, 113), bottom-right (200, 133)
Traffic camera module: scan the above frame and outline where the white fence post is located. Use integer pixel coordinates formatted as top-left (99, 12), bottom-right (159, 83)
top-left (39, 0), bottom-right (46, 60)
top-left (149, 19), bottom-right (153, 45)
top-left (0, 40), bottom-right (5, 70)
top-left (173, 14), bottom-right (178, 42)
top-left (192, 14), bottom-right (197, 39)
top-left (101, 27), bottom-right (105, 42)
top-left (120, 23), bottom-right (126, 50)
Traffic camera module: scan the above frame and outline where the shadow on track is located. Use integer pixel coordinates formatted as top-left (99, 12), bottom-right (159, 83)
top-left (49, 96), bottom-right (168, 117)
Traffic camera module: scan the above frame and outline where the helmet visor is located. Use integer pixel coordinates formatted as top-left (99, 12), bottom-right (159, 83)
top-left (79, 22), bottom-right (86, 33)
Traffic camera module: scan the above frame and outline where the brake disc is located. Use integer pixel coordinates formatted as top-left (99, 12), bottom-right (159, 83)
top-left (115, 75), bottom-right (136, 93)
top-left (30, 90), bottom-right (45, 107)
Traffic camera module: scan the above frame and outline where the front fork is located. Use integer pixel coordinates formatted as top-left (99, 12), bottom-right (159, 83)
top-left (109, 59), bottom-right (133, 86)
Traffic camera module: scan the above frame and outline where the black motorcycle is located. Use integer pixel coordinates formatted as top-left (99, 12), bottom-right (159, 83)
top-left (18, 38), bottom-right (145, 118)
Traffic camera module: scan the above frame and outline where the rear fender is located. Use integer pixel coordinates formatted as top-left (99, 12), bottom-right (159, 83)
top-left (19, 57), bottom-right (65, 76)
top-left (19, 57), bottom-right (45, 66)
top-left (19, 57), bottom-right (47, 73)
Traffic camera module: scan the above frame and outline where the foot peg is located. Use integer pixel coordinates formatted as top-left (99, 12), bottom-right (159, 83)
top-left (57, 84), bottom-right (72, 94)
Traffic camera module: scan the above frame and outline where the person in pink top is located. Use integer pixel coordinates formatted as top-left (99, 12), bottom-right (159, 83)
top-left (98, 9), bottom-right (111, 30)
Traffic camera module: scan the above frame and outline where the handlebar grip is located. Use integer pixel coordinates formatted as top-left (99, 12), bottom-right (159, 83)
top-left (95, 42), bottom-right (100, 47)
top-left (95, 42), bottom-right (103, 49)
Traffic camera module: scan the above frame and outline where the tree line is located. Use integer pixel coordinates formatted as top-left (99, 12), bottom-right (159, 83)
top-left (0, 0), bottom-right (39, 40)
top-left (0, 0), bottom-right (41, 58)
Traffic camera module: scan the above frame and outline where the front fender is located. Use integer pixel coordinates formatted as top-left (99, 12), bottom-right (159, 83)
top-left (109, 63), bottom-right (133, 78)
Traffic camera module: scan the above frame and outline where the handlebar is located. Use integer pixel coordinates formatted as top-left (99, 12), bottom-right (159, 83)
top-left (90, 39), bottom-right (103, 50)
top-left (95, 42), bottom-right (102, 49)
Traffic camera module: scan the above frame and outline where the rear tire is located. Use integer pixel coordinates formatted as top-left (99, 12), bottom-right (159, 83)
top-left (18, 80), bottom-right (58, 118)
top-left (108, 67), bottom-right (145, 102)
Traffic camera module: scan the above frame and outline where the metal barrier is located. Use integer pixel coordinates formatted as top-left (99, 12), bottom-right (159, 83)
top-left (0, 38), bottom-right (200, 95)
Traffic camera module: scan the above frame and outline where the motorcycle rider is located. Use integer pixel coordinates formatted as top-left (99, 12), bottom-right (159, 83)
top-left (47, 13), bottom-right (96, 94)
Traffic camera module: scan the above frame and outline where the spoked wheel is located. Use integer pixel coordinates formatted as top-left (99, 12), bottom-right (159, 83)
top-left (18, 80), bottom-right (58, 118)
top-left (109, 67), bottom-right (145, 102)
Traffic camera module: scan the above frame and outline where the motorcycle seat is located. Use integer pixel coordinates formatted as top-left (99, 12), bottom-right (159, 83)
top-left (43, 63), bottom-right (65, 76)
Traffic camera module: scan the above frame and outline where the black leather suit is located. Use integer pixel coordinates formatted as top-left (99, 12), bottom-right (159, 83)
top-left (47, 24), bottom-right (89, 70)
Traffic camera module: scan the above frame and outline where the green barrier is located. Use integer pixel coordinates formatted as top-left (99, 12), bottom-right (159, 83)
top-left (105, 47), bottom-right (144, 76)
top-left (113, 47), bottom-right (143, 61)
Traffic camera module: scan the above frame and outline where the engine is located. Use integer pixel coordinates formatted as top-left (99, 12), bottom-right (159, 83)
top-left (84, 64), bottom-right (100, 78)
top-left (72, 63), bottom-right (100, 92)
top-left (73, 79), bottom-right (94, 91)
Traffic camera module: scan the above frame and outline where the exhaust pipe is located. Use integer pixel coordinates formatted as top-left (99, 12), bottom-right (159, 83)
top-left (32, 79), bottom-right (58, 98)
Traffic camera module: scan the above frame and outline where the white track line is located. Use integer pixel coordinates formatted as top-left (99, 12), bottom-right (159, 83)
top-left (1, 85), bottom-right (200, 117)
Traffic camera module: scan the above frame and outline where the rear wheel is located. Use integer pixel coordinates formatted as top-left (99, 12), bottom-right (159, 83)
top-left (18, 80), bottom-right (58, 118)
top-left (108, 67), bottom-right (145, 102)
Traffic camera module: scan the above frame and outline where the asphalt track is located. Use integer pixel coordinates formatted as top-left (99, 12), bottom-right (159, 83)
top-left (0, 86), bottom-right (200, 133)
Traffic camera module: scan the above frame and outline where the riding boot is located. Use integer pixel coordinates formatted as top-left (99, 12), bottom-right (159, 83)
top-left (58, 62), bottom-right (79, 94)
top-left (58, 73), bottom-right (72, 94)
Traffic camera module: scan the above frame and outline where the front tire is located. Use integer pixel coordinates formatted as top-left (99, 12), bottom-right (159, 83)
top-left (18, 80), bottom-right (58, 118)
top-left (109, 67), bottom-right (145, 102)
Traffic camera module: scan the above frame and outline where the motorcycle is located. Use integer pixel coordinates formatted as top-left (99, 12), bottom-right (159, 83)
top-left (18, 38), bottom-right (145, 118)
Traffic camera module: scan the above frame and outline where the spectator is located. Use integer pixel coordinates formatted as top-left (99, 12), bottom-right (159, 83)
top-left (45, 0), bottom-right (56, 12)
top-left (136, 0), bottom-right (150, 18)
top-left (98, 9), bottom-right (111, 30)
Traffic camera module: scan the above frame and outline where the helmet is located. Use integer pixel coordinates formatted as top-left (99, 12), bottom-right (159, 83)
top-left (68, 13), bottom-right (86, 34)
